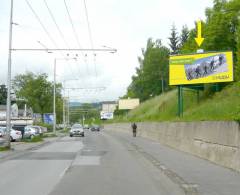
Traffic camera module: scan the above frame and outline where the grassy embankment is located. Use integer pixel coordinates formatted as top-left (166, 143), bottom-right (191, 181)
top-left (112, 82), bottom-right (240, 122)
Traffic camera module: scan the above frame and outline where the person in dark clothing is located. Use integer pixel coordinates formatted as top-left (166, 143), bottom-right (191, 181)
top-left (219, 55), bottom-right (223, 66)
top-left (204, 65), bottom-right (208, 75)
top-left (131, 123), bottom-right (137, 137)
top-left (210, 60), bottom-right (214, 71)
top-left (195, 66), bottom-right (201, 78)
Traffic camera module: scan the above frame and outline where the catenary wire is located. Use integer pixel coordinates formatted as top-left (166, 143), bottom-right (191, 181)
top-left (25, 0), bottom-right (79, 80)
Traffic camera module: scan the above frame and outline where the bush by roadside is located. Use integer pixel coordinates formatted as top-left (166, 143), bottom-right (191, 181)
top-left (22, 136), bottom-right (43, 143)
top-left (0, 146), bottom-right (10, 151)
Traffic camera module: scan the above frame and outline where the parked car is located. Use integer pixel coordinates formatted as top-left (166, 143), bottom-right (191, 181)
top-left (83, 124), bottom-right (89, 129)
top-left (70, 124), bottom-right (84, 137)
top-left (10, 129), bottom-right (22, 141)
top-left (0, 127), bottom-right (6, 137)
top-left (0, 127), bottom-right (22, 141)
top-left (32, 126), bottom-right (44, 135)
top-left (91, 125), bottom-right (100, 132)
top-left (12, 125), bottom-right (25, 138)
top-left (23, 126), bottom-right (38, 139)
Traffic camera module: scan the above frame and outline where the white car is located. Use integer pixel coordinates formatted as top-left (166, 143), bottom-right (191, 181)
top-left (70, 124), bottom-right (84, 137)
top-left (0, 127), bottom-right (22, 142)
top-left (24, 126), bottom-right (38, 139)
top-left (10, 129), bottom-right (22, 141)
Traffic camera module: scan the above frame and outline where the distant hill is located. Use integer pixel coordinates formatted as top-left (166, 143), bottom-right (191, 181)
top-left (69, 102), bottom-right (102, 109)
top-left (69, 102), bottom-right (82, 107)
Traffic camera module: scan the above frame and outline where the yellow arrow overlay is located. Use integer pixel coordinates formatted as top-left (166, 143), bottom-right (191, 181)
top-left (195, 20), bottom-right (204, 47)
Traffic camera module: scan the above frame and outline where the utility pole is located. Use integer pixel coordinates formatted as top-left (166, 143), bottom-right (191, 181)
top-left (6, 0), bottom-right (13, 148)
top-left (53, 58), bottom-right (56, 134)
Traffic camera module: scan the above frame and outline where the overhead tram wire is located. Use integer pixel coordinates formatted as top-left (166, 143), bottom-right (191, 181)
top-left (43, 0), bottom-right (85, 80)
top-left (25, 0), bottom-right (59, 49)
top-left (43, 0), bottom-right (70, 49)
top-left (63, 0), bottom-right (82, 49)
top-left (83, 0), bottom-right (97, 77)
top-left (25, 0), bottom-right (79, 80)
top-left (63, 0), bottom-right (90, 76)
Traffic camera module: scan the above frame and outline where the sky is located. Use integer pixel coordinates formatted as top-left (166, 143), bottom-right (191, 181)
top-left (0, 0), bottom-right (213, 103)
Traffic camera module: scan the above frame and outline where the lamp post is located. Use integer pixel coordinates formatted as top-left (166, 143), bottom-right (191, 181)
top-left (53, 58), bottom-right (78, 134)
top-left (6, 0), bottom-right (13, 148)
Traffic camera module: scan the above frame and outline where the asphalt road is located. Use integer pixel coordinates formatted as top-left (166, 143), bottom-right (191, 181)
top-left (0, 130), bottom-right (184, 195)
top-left (1, 130), bottom-right (240, 195)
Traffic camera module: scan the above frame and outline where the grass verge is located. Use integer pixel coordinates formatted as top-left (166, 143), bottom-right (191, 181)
top-left (22, 136), bottom-right (43, 143)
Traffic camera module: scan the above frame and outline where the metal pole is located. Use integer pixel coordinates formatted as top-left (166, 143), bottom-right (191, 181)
top-left (67, 91), bottom-right (70, 126)
top-left (63, 97), bottom-right (65, 130)
top-left (6, 0), bottom-right (14, 148)
top-left (53, 58), bottom-right (56, 134)
top-left (62, 81), bottom-right (66, 130)
top-left (177, 86), bottom-right (180, 117)
top-left (161, 76), bottom-right (164, 93)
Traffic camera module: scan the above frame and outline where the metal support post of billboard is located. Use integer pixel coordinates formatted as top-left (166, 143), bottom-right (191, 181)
top-left (177, 85), bottom-right (183, 117)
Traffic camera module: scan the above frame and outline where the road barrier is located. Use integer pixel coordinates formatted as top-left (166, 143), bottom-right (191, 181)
top-left (105, 121), bottom-right (240, 172)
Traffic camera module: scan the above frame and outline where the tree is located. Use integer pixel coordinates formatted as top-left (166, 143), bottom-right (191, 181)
top-left (13, 72), bottom-right (63, 122)
top-left (179, 25), bottom-right (189, 49)
top-left (126, 38), bottom-right (170, 101)
top-left (0, 85), bottom-right (7, 105)
top-left (168, 24), bottom-right (179, 54)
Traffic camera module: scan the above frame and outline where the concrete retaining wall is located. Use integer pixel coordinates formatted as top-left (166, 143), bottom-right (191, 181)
top-left (104, 121), bottom-right (240, 171)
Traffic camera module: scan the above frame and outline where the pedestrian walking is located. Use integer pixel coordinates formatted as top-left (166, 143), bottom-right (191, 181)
top-left (131, 123), bottom-right (137, 137)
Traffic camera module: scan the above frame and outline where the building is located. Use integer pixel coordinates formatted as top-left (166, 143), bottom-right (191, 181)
top-left (101, 101), bottom-right (117, 113)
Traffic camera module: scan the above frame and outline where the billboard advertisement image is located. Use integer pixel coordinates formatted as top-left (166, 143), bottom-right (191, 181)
top-left (169, 51), bottom-right (233, 85)
top-left (118, 98), bottom-right (140, 110)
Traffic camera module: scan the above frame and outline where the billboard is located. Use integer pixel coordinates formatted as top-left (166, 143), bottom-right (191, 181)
top-left (100, 111), bottom-right (114, 120)
top-left (169, 51), bottom-right (233, 85)
top-left (118, 98), bottom-right (140, 110)
top-left (43, 114), bottom-right (54, 124)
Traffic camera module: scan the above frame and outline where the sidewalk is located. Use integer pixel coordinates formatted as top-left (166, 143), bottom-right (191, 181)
top-left (109, 131), bottom-right (240, 195)
top-left (0, 136), bottom-right (61, 160)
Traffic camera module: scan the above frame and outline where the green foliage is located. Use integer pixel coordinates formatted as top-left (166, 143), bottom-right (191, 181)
top-left (13, 72), bottom-right (63, 123)
top-left (180, 0), bottom-right (240, 80)
top-left (179, 25), bottom-right (189, 49)
top-left (23, 135), bottom-right (43, 143)
top-left (0, 146), bottom-right (10, 151)
top-left (112, 82), bottom-right (240, 122)
top-left (127, 38), bottom-right (170, 101)
top-left (69, 103), bottom-right (100, 124)
top-left (0, 84), bottom-right (7, 105)
top-left (168, 24), bottom-right (179, 54)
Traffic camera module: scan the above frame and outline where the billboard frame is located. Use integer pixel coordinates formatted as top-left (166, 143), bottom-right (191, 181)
top-left (169, 50), bottom-right (234, 86)
top-left (170, 50), bottom-right (234, 117)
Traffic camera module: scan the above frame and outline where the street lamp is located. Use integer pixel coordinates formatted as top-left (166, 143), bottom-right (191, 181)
top-left (53, 57), bottom-right (78, 134)
top-left (6, 0), bottom-right (13, 148)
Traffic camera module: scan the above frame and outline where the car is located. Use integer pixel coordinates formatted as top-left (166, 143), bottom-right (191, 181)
top-left (10, 129), bottom-right (22, 141)
top-left (32, 126), bottom-right (44, 135)
top-left (91, 125), bottom-right (100, 131)
top-left (0, 127), bottom-right (22, 142)
top-left (23, 126), bottom-right (38, 139)
top-left (70, 124), bottom-right (84, 137)
top-left (0, 127), bottom-right (6, 137)
top-left (83, 124), bottom-right (89, 129)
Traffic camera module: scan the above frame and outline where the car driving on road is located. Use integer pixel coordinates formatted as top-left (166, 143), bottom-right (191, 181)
top-left (91, 125), bottom-right (100, 131)
top-left (70, 124), bottom-right (84, 137)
